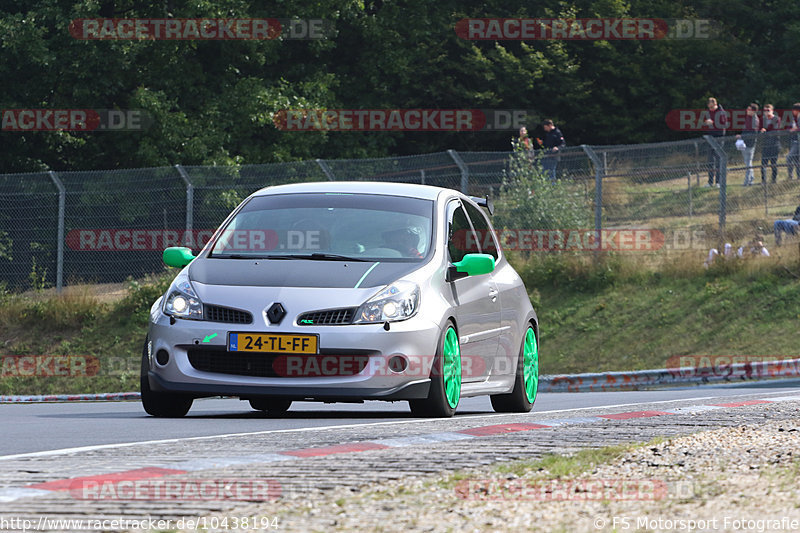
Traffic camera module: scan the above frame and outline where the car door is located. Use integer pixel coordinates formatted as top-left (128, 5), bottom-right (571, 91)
top-left (462, 200), bottom-right (517, 379)
top-left (445, 200), bottom-right (501, 382)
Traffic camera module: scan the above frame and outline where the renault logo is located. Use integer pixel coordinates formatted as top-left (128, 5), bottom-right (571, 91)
top-left (266, 302), bottom-right (287, 324)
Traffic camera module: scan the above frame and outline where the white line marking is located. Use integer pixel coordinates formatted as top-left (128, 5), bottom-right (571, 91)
top-left (162, 454), bottom-right (296, 471)
top-left (1, 389), bottom-right (797, 461)
top-left (372, 432), bottom-right (474, 447)
top-left (665, 405), bottom-right (724, 413)
top-left (0, 488), bottom-right (51, 502)
top-left (535, 416), bottom-right (604, 427)
top-left (757, 395), bottom-right (800, 402)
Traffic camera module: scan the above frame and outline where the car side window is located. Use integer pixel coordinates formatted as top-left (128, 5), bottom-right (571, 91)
top-left (447, 203), bottom-right (476, 263)
top-left (464, 202), bottom-right (499, 260)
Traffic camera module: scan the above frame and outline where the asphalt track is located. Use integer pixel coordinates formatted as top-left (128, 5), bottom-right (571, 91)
top-left (3, 380), bottom-right (799, 457)
top-left (3, 383), bottom-right (800, 532)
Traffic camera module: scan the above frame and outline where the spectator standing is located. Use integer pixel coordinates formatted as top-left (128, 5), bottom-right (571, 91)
top-left (787, 103), bottom-right (800, 180)
top-left (704, 97), bottom-right (729, 187)
top-left (541, 119), bottom-right (565, 183)
top-left (518, 126), bottom-right (534, 163)
top-left (736, 103), bottom-right (760, 186)
top-left (761, 104), bottom-right (781, 184)
top-left (518, 126), bottom-right (532, 150)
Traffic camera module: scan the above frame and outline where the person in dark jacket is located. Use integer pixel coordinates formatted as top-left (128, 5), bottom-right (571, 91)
top-left (787, 103), bottom-right (800, 180)
top-left (704, 97), bottom-right (729, 187)
top-left (540, 119), bottom-right (566, 183)
top-left (773, 204), bottom-right (800, 245)
top-left (761, 104), bottom-right (781, 184)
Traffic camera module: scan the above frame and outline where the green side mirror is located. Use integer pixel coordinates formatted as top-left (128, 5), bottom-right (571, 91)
top-left (163, 247), bottom-right (195, 268)
top-left (453, 253), bottom-right (495, 277)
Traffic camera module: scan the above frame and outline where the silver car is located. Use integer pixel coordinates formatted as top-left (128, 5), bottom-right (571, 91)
top-left (142, 182), bottom-right (538, 417)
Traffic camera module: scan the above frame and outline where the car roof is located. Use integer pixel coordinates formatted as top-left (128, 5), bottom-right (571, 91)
top-left (251, 181), bottom-right (459, 201)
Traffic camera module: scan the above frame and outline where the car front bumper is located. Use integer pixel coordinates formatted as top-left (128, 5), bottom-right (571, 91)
top-left (146, 310), bottom-right (442, 401)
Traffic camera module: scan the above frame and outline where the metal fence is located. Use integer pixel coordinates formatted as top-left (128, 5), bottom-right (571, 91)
top-left (3, 132), bottom-right (800, 291)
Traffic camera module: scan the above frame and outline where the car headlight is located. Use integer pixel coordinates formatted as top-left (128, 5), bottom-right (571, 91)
top-left (354, 281), bottom-right (420, 323)
top-left (162, 271), bottom-right (203, 320)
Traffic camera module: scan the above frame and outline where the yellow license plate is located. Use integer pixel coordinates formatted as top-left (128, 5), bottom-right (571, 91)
top-left (228, 333), bottom-right (318, 354)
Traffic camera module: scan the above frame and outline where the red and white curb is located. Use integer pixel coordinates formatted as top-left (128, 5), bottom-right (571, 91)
top-left (2, 393), bottom-right (799, 503)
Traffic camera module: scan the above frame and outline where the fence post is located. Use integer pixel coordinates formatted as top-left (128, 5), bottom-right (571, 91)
top-left (48, 171), bottom-right (65, 292)
top-left (174, 165), bottom-right (194, 246)
top-left (581, 145), bottom-right (603, 250)
top-left (447, 149), bottom-right (469, 194)
top-left (420, 169), bottom-right (426, 185)
top-left (316, 159), bottom-right (335, 180)
top-left (703, 135), bottom-right (727, 237)
top-left (688, 173), bottom-right (693, 219)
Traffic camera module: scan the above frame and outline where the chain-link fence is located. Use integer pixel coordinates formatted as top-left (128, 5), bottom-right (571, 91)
top-left (3, 133), bottom-right (800, 291)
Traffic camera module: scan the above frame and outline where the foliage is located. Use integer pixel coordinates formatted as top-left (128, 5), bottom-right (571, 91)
top-left (3, 1), bottom-right (800, 171)
top-left (27, 258), bottom-right (48, 292)
top-left (0, 231), bottom-right (12, 261)
top-left (493, 140), bottom-right (591, 233)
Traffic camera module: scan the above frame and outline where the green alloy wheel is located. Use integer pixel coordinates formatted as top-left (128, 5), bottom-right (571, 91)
top-left (443, 326), bottom-right (462, 409)
top-left (491, 325), bottom-right (538, 413)
top-left (409, 320), bottom-right (461, 417)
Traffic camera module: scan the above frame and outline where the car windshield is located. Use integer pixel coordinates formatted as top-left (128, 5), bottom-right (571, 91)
top-left (209, 192), bottom-right (434, 261)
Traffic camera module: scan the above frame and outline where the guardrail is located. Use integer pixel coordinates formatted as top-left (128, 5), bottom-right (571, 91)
top-left (539, 357), bottom-right (800, 392)
top-left (3, 358), bottom-right (800, 402)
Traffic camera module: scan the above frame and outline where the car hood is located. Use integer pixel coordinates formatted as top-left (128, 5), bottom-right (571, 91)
top-left (188, 258), bottom-right (421, 289)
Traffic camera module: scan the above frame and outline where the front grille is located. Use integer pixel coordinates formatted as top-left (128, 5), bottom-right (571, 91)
top-left (204, 304), bottom-right (253, 324)
top-left (297, 308), bottom-right (357, 325)
top-left (187, 348), bottom-right (372, 378)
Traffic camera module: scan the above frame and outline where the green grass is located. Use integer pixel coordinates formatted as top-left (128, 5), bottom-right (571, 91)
top-left (492, 442), bottom-right (639, 479)
top-left (524, 250), bottom-right (800, 374)
top-left (435, 439), bottom-right (654, 490)
top-left (0, 273), bottom-right (172, 395)
top-left (602, 163), bottom-right (800, 244)
top-left (3, 247), bottom-right (800, 394)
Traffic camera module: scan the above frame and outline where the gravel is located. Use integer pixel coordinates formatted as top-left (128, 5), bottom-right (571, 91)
top-left (224, 419), bottom-right (800, 532)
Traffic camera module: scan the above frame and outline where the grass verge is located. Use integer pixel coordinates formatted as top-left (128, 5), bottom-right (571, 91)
top-left (3, 246), bottom-right (800, 395)
top-left (0, 273), bottom-right (172, 395)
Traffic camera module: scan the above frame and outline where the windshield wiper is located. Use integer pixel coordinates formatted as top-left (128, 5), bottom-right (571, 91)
top-left (277, 253), bottom-right (370, 262)
top-left (212, 254), bottom-right (289, 259)
top-left (212, 253), bottom-right (370, 261)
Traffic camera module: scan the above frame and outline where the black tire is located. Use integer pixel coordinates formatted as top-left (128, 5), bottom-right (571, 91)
top-left (248, 398), bottom-right (292, 414)
top-left (409, 320), bottom-right (461, 418)
top-left (140, 339), bottom-right (193, 418)
top-left (491, 325), bottom-right (538, 413)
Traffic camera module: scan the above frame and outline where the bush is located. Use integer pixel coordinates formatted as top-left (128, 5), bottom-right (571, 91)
top-left (117, 272), bottom-right (174, 317)
top-left (493, 140), bottom-right (591, 233)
